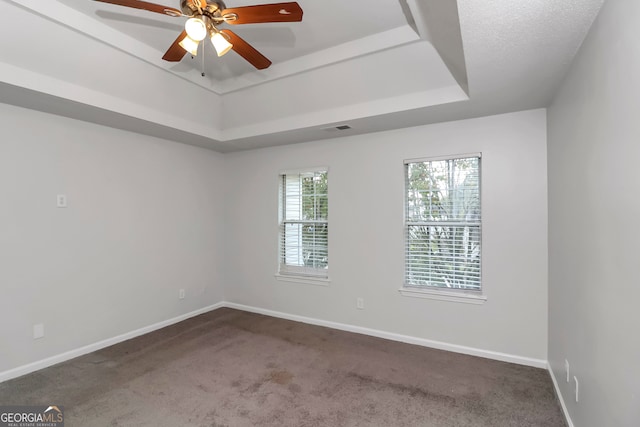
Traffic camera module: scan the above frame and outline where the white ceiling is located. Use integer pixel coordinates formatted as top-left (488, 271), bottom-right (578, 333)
top-left (0, 0), bottom-right (604, 152)
top-left (55, 0), bottom-right (411, 83)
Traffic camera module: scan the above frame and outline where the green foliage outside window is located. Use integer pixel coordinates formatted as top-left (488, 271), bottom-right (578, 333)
top-left (280, 171), bottom-right (328, 274)
top-left (406, 157), bottom-right (481, 290)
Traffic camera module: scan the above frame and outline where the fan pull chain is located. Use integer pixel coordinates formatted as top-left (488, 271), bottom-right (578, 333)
top-left (201, 40), bottom-right (206, 77)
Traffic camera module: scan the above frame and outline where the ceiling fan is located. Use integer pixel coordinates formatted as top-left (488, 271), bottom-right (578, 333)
top-left (94, 0), bottom-right (303, 70)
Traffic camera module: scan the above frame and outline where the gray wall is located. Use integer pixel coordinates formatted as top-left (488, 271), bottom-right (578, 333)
top-left (547, 0), bottom-right (640, 425)
top-left (224, 110), bottom-right (549, 362)
top-left (0, 106), bottom-right (549, 378)
top-left (0, 103), bottom-right (226, 374)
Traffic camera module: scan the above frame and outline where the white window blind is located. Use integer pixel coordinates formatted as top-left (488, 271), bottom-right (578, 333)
top-left (278, 170), bottom-right (328, 278)
top-left (404, 154), bottom-right (481, 291)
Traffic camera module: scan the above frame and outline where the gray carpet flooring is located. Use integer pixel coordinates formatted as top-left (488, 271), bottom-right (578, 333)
top-left (0, 308), bottom-right (566, 426)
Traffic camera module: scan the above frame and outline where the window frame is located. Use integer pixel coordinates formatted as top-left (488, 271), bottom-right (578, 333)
top-left (400, 153), bottom-right (486, 304)
top-left (276, 167), bottom-right (329, 282)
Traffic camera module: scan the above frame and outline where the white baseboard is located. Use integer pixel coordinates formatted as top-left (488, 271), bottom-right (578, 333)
top-left (548, 362), bottom-right (575, 427)
top-left (0, 302), bottom-right (225, 383)
top-left (1, 300), bottom-right (548, 384)
top-left (222, 302), bottom-right (548, 369)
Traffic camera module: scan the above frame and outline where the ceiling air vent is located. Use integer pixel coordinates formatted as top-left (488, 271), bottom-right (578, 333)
top-left (322, 124), bottom-right (352, 132)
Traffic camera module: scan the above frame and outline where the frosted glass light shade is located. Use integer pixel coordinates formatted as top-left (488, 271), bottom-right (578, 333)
top-left (179, 35), bottom-right (199, 56)
top-left (185, 17), bottom-right (207, 41)
top-left (211, 32), bottom-right (232, 57)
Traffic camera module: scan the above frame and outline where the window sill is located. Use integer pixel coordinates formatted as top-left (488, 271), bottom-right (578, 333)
top-left (275, 274), bottom-right (331, 287)
top-left (398, 287), bottom-right (487, 305)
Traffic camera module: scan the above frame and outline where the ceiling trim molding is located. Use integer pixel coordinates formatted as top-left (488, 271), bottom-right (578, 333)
top-left (0, 54), bottom-right (466, 145)
top-left (6, 0), bottom-right (211, 90)
top-left (216, 25), bottom-right (421, 94)
top-left (222, 84), bottom-right (468, 141)
top-left (405, 0), bottom-right (469, 95)
top-left (0, 60), bottom-right (222, 140)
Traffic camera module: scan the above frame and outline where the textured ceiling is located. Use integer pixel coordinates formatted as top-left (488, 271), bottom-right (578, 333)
top-left (0, 0), bottom-right (605, 152)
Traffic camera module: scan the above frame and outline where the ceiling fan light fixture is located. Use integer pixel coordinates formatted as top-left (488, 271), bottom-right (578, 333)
top-left (211, 31), bottom-right (233, 57)
top-left (178, 35), bottom-right (200, 56)
top-left (185, 17), bottom-right (207, 41)
top-left (92, 0), bottom-right (304, 70)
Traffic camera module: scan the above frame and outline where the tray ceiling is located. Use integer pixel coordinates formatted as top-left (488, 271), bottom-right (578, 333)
top-left (0, 0), bottom-right (604, 152)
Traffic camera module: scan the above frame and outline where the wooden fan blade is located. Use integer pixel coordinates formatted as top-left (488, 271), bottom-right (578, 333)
top-left (162, 30), bottom-right (188, 62)
top-left (220, 29), bottom-right (272, 70)
top-left (221, 2), bottom-right (303, 24)
top-left (94, 0), bottom-right (182, 17)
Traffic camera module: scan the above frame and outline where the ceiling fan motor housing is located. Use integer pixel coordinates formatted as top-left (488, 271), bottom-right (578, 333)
top-left (181, 0), bottom-right (226, 16)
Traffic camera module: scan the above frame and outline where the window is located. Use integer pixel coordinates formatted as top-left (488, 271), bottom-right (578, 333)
top-left (278, 169), bottom-right (328, 278)
top-left (404, 154), bottom-right (481, 292)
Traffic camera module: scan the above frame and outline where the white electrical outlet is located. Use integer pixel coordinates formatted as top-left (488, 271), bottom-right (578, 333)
top-left (574, 376), bottom-right (579, 402)
top-left (179, 289), bottom-right (185, 299)
top-left (356, 297), bottom-right (364, 310)
top-left (33, 323), bottom-right (44, 339)
top-left (565, 359), bottom-right (570, 382)
top-left (56, 194), bottom-right (67, 208)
